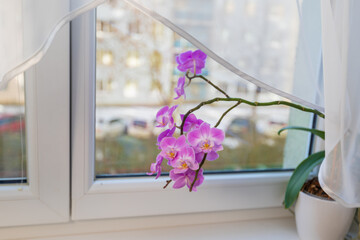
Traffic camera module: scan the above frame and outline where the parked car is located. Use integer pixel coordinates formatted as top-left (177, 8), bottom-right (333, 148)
top-left (0, 114), bottom-right (25, 133)
top-left (222, 117), bottom-right (252, 149)
top-left (225, 117), bottom-right (251, 139)
top-left (127, 119), bottom-right (153, 139)
top-left (96, 117), bottom-right (127, 139)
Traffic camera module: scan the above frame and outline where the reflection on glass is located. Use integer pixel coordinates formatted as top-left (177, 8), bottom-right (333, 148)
top-left (95, 1), bottom-right (310, 176)
top-left (0, 75), bottom-right (26, 179)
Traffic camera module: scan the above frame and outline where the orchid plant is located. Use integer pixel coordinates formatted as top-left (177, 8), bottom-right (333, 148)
top-left (147, 49), bottom-right (325, 196)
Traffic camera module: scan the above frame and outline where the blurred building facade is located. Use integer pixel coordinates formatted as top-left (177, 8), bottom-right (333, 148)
top-left (95, 0), bottom-right (299, 106)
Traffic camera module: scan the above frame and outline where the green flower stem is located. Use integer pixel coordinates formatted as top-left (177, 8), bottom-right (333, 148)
top-left (183, 96), bottom-right (324, 191)
top-left (178, 73), bottom-right (325, 192)
top-left (180, 97), bottom-right (325, 135)
top-left (186, 72), bottom-right (230, 98)
top-left (214, 101), bottom-right (241, 128)
top-left (190, 153), bottom-right (207, 192)
top-left (189, 102), bottom-right (239, 190)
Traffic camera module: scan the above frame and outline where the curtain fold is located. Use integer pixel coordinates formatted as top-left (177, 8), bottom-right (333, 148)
top-left (0, 0), bottom-right (106, 90)
top-left (1, 0), bottom-right (324, 112)
top-left (125, 0), bottom-right (324, 112)
top-left (319, 0), bottom-right (360, 207)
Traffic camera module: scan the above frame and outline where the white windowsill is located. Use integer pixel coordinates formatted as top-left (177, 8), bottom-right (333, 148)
top-left (89, 172), bottom-right (292, 193)
top-left (0, 207), bottom-right (298, 240)
top-left (73, 171), bottom-right (293, 220)
top-left (52, 218), bottom-right (298, 240)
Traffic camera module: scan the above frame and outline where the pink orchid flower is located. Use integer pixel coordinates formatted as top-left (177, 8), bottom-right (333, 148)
top-left (155, 105), bottom-right (178, 128)
top-left (170, 147), bottom-right (198, 174)
top-left (170, 168), bottom-right (204, 192)
top-left (174, 76), bottom-right (186, 100)
top-left (146, 154), bottom-right (163, 179)
top-left (195, 152), bottom-right (205, 164)
top-left (181, 113), bottom-right (204, 133)
top-left (156, 127), bottom-right (176, 149)
top-left (187, 122), bottom-right (225, 161)
top-left (176, 50), bottom-right (207, 74)
top-left (159, 135), bottom-right (187, 163)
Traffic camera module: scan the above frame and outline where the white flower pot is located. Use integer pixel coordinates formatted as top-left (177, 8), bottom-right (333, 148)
top-left (295, 191), bottom-right (356, 240)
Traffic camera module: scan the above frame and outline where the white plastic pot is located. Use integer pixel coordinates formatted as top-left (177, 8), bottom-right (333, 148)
top-left (295, 191), bottom-right (356, 240)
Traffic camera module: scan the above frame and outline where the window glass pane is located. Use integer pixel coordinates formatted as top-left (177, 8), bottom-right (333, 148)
top-left (95, 1), bottom-right (312, 176)
top-left (0, 75), bottom-right (27, 180)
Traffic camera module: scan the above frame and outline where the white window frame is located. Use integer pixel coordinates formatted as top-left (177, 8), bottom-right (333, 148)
top-left (0, 0), bottom-right (322, 233)
top-left (71, 9), bottom-right (295, 221)
top-left (0, 11), bottom-right (70, 227)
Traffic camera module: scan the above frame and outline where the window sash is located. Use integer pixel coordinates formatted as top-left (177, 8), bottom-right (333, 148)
top-left (0, 16), bottom-right (70, 226)
top-left (71, 9), bottom-right (295, 221)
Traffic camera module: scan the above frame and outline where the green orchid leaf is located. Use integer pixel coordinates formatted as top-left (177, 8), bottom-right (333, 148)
top-left (278, 126), bottom-right (325, 140)
top-left (284, 150), bottom-right (325, 209)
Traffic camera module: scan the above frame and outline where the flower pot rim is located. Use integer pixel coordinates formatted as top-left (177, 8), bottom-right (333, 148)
top-left (300, 190), bottom-right (334, 202)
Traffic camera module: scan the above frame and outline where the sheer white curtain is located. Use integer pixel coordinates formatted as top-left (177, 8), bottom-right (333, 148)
top-left (124, 0), bottom-right (325, 112)
top-left (0, 0), bottom-right (106, 89)
top-left (1, 0), bottom-right (323, 111)
top-left (319, 0), bottom-right (360, 207)
top-left (1, 0), bottom-right (358, 206)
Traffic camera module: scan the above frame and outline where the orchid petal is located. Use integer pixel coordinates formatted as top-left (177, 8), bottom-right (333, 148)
top-left (213, 144), bottom-right (224, 152)
top-left (195, 152), bottom-right (205, 163)
top-left (146, 163), bottom-right (156, 176)
top-left (157, 127), bottom-right (175, 148)
top-left (175, 55), bottom-right (181, 65)
top-left (160, 137), bottom-right (176, 150)
top-left (210, 128), bottom-right (225, 144)
top-left (178, 51), bottom-right (192, 63)
top-left (173, 178), bottom-right (186, 189)
top-left (176, 50), bottom-right (207, 74)
top-left (188, 161), bottom-right (199, 170)
top-left (174, 76), bottom-right (186, 100)
top-left (168, 117), bottom-right (175, 129)
top-left (177, 60), bottom-right (194, 72)
top-left (194, 59), bottom-right (205, 69)
top-left (206, 151), bottom-right (219, 161)
top-left (192, 49), bottom-right (207, 60)
top-left (173, 168), bottom-right (188, 174)
top-left (169, 169), bottom-right (183, 181)
top-left (155, 167), bottom-right (162, 179)
top-left (168, 105), bottom-right (178, 115)
top-left (156, 106), bottom-right (169, 118)
top-left (199, 122), bottom-right (211, 138)
top-left (175, 135), bottom-right (187, 148)
top-left (178, 75), bottom-right (185, 86)
top-left (185, 169), bottom-right (204, 191)
top-left (188, 129), bottom-right (203, 146)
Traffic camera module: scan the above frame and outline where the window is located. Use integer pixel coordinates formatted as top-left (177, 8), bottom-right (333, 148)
top-left (0, 75), bottom-right (26, 181)
top-left (0, 12), bottom-right (70, 226)
top-left (94, 0), bottom-right (313, 177)
top-left (0, 0), bottom-right (322, 228)
top-left (71, 0), bottom-right (321, 221)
